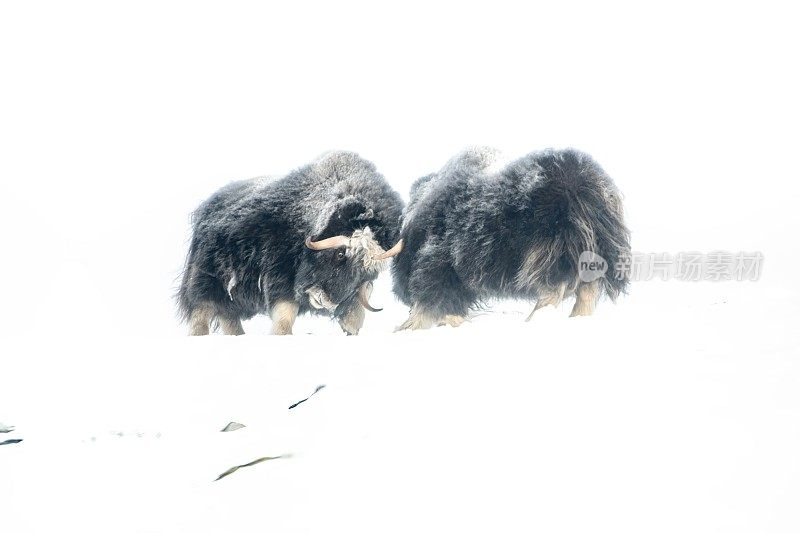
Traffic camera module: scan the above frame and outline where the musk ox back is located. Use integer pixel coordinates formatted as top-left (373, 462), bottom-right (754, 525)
top-left (391, 147), bottom-right (630, 330)
top-left (178, 151), bottom-right (404, 335)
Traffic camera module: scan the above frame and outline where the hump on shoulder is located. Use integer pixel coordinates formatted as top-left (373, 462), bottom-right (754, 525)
top-left (441, 146), bottom-right (505, 177)
top-left (310, 150), bottom-right (379, 182)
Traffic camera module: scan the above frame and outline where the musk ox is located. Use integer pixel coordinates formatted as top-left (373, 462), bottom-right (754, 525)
top-left (177, 151), bottom-right (404, 336)
top-left (390, 147), bottom-right (631, 330)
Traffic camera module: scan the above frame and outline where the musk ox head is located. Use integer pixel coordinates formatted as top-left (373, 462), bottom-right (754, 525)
top-left (298, 226), bottom-right (403, 315)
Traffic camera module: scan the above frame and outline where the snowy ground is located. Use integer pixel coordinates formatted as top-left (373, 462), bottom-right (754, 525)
top-left (2, 280), bottom-right (799, 532)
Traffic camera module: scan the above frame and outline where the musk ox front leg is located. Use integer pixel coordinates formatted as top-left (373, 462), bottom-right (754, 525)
top-left (395, 303), bottom-right (438, 331)
top-left (338, 282), bottom-right (384, 336)
top-left (270, 300), bottom-right (299, 335)
top-left (338, 303), bottom-right (365, 336)
top-left (395, 260), bottom-right (475, 331)
top-left (394, 306), bottom-right (468, 331)
top-left (525, 283), bottom-right (567, 321)
top-left (337, 285), bottom-right (366, 336)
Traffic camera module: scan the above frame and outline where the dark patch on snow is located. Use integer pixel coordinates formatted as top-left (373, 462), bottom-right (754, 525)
top-left (214, 454), bottom-right (291, 481)
top-left (288, 385), bottom-right (326, 409)
top-left (0, 439), bottom-right (23, 446)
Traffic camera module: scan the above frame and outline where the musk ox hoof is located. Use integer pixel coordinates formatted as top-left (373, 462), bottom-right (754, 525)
top-left (340, 323), bottom-right (362, 336)
top-left (394, 305), bottom-right (439, 331)
top-left (396, 312), bottom-right (467, 331)
top-left (438, 315), bottom-right (467, 328)
top-left (394, 319), bottom-right (427, 332)
top-left (568, 280), bottom-right (600, 317)
top-left (219, 317), bottom-right (245, 335)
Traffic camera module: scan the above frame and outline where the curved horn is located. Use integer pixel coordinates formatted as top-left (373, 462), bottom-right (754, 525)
top-left (372, 239), bottom-right (404, 260)
top-left (305, 235), bottom-right (350, 251)
top-left (358, 282), bottom-right (382, 312)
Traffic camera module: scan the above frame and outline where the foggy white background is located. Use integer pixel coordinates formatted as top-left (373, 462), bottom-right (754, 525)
top-left (1, 2), bottom-right (799, 532)
top-left (1, 1), bottom-right (797, 337)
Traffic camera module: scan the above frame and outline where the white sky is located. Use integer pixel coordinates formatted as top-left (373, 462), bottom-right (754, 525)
top-left (0, 1), bottom-right (797, 336)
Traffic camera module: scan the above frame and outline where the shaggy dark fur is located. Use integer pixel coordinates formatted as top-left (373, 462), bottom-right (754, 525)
top-left (392, 147), bottom-right (630, 328)
top-left (177, 151), bottom-right (404, 335)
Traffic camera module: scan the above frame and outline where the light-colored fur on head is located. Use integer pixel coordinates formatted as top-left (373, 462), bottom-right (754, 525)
top-left (348, 227), bottom-right (389, 274)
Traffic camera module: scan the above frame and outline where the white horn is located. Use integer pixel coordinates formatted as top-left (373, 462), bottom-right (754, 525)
top-left (305, 235), bottom-right (350, 251)
top-left (358, 282), bottom-right (382, 312)
top-left (372, 239), bottom-right (404, 260)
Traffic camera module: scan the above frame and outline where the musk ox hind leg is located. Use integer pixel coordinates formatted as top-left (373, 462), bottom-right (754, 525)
top-left (270, 300), bottom-right (299, 335)
top-left (439, 314), bottom-right (467, 328)
top-left (570, 280), bottom-right (600, 317)
top-left (188, 303), bottom-right (215, 336)
top-left (525, 283), bottom-right (567, 321)
top-left (219, 316), bottom-right (245, 335)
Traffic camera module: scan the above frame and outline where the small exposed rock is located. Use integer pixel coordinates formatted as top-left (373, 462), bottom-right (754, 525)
top-left (214, 454), bottom-right (291, 481)
top-left (221, 422), bottom-right (246, 432)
